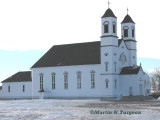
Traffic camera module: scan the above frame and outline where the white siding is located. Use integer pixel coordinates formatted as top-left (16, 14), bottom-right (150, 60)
top-left (0, 82), bottom-right (32, 99)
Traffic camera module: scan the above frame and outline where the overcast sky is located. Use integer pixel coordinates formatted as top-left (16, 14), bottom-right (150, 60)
top-left (0, 0), bottom-right (160, 82)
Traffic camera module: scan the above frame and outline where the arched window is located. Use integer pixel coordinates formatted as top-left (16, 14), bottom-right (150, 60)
top-left (123, 26), bottom-right (129, 37)
top-left (51, 72), bottom-right (56, 89)
top-left (39, 73), bottom-right (44, 90)
top-left (106, 80), bottom-right (109, 88)
top-left (105, 62), bottom-right (109, 72)
top-left (90, 70), bottom-right (95, 88)
top-left (77, 71), bottom-right (82, 89)
top-left (115, 79), bottom-right (117, 88)
top-left (132, 26), bottom-right (134, 37)
top-left (119, 53), bottom-right (127, 65)
top-left (103, 21), bottom-right (109, 33)
top-left (113, 22), bottom-right (116, 33)
top-left (64, 72), bottom-right (68, 89)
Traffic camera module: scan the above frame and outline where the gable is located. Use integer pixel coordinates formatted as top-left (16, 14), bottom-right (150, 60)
top-left (31, 41), bottom-right (101, 68)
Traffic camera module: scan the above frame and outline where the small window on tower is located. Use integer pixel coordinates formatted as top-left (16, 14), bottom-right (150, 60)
top-left (124, 29), bottom-right (128, 37)
top-left (113, 24), bottom-right (115, 33)
top-left (104, 24), bottom-right (109, 33)
top-left (132, 28), bottom-right (134, 37)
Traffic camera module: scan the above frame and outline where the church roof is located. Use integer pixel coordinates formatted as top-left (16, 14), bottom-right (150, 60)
top-left (120, 66), bottom-right (141, 75)
top-left (31, 42), bottom-right (101, 68)
top-left (121, 14), bottom-right (135, 24)
top-left (31, 39), bottom-right (127, 68)
top-left (1, 71), bottom-right (32, 83)
top-left (101, 8), bottom-right (117, 18)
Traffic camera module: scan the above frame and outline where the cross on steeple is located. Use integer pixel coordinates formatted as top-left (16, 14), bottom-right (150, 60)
top-left (108, 0), bottom-right (111, 8)
top-left (127, 8), bottom-right (129, 14)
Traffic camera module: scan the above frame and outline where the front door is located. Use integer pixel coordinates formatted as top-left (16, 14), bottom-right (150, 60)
top-left (139, 84), bottom-right (143, 95)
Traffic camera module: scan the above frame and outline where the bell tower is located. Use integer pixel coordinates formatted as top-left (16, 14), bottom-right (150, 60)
top-left (101, 6), bottom-right (118, 74)
top-left (121, 9), bottom-right (137, 66)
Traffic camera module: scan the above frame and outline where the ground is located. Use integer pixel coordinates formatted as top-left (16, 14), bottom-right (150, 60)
top-left (0, 99), bottom-right (160, 120)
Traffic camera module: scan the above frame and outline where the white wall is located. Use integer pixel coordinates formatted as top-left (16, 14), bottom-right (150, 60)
top-left (0, 82), bottom-right (32, 99)
top-left (119, 68), bottom-right (151, 96)
top-left (31, 64), bottom-right (119, 99)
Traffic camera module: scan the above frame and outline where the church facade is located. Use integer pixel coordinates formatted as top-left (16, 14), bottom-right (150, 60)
top-left (0, 6), bottom-right (151, 99)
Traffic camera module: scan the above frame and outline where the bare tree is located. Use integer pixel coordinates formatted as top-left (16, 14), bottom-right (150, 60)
top-left (149, 68), bottom-right (160, 93)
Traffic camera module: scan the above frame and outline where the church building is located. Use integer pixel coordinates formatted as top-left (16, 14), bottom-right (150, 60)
top-left (0, 5), bottom-right (151, 99)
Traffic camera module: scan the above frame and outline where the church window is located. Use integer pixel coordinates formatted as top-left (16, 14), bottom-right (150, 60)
top-left (23, 85), bottom-right (25, 92)
top-left (104, 24), bottom-right (109, 33)
top-left (132, 27), bottom-right (134, 37)
top-left (8, 85), bottom-right (10, 93)
top-left (40, 73), bottom-right (44, 90)
top-left (113, 22), bottom-right (116, 33)
top-left (124, 29), bottom-right (128, 37)
top-left (103, 21), bottom-right (109, 33)
top-left (105, 62), bottom-right (109, 72)
top-left (115, 79), bottom-right (117, 88)
top-left (64, 72), bottom-right (68, 89)
top-left (114, 62), bottom-right (117, 72)
top-left (90, 70), bottom-right (95, 88)
top-left (114, 53), bottom-right (117, 56)
top-left (119, 53), bottom-right (127, 65)
top-left (77, 71), bottom-right (82, 89)
top-left (106, 80), bottom-right (109, 88)
top-left (52, 72), bottom-right (56, 89)
top-left (123, 26), bottom-right (129, 37)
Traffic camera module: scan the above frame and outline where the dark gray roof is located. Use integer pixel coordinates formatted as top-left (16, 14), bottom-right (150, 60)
top-left (101, 8), bottom-right (117, 18)
top-left (120, 66), bottom-right (141, 75)
top-left (31, 39), bottom-right (125, 68)
top-left (2, 71), bottom-right (32, 83)
top-left (31, 42), bottom-right (101, 68)
top-left (121, 14), bottom-right (135, 24)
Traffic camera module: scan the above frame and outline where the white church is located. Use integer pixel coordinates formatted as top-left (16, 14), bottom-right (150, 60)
top-left (0, 5), bottom-right (151, 99)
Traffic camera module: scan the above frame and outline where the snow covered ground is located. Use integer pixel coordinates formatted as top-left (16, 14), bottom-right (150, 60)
top-left (0, 99), bottom-right (160, 120)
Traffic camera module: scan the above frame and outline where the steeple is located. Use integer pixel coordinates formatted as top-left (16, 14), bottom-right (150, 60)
top-left (121, 14), bottom-right (135, 24)
top-left (101, 8), bottom-right (117, 18)
top-left (121, 11), bottom-right (135, 41)
top-left (101, 7), bottom-right (117, 37)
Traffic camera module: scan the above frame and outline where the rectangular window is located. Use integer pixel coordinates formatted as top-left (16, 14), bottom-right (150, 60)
top-left (8, 86), bottom-right (10, 93)
top-left (114, 63), bottom-right (116, 72)
top-left (113, 24), bottom-right (115, 33)
top-left (77, 74), bottom-right (81, 89)
top-left (104, 24), bottom-right (109, 33)
top-left (106, 81), bottom-right (108, 88)
top-left (105, 63), bottom-right (108, 72)
top-left (40, 75), bottom-right (43, 90)
top-left (23, 85), bottom-right (25, 92)
top-left (64, 74), bottom-right (68, 89)
top-left (124, 29), bottom-right (128, 37)
top-left (132, 29), bottom-right (134, 37)
top-left (52, 75), bottom-right (55, 89)
top-left (91, 72), bottom-right (95, 88)
top-left (115, 80), bottom-right (117, 88)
